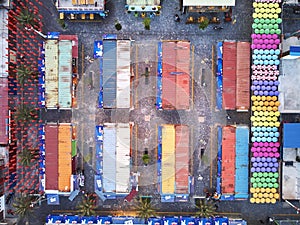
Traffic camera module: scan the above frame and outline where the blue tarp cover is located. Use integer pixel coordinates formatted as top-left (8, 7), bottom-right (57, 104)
top-left (283, 123), bottom-right (300, 148)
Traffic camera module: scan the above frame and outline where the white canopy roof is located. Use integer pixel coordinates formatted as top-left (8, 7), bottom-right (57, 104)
top-left (183, 0), bottom-right (235, 6)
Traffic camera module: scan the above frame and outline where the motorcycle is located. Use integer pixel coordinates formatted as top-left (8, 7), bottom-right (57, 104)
top-left (213, 26), bottom-right (224, 30)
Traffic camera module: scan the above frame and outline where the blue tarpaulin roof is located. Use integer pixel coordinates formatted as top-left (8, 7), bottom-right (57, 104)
top-left (283, 123), bottom-right (300, 148)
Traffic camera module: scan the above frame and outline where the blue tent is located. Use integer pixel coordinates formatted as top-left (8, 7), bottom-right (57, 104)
top-left (163, 217), bottom-right (179, 225)
top-left (97, 216), bottom-right (113, 224)
top-left (214, 217), bottom-right (229, 225)
top-left (148, 218), bottom-right (162, 225)
top-left (196, 218), bottom-right (213, 225)
top-left (180, 217), bottom-right (196, 225)
top-left (46, 215), bottom-right (65, 223)
top-left (65, 215), bottom-right (80, 223)
top-left (80, 216), bottom-right (98, 224)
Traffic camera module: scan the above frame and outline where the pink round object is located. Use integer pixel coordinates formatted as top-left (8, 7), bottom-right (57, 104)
top-left (262, 44), bottom-right (267, 49)
top-left (251, 147), bottom-right (257, 152)
top-left (267, 147), bottom-right (272, 152)
top-left (254, 152), bottom-right (259, 157)
top-left (269, 142), bottom-right (274, 147)
top-left (264, 142), bottom-right (269, 147)
top-left (257, 44), bottom-right (262, 49)
top-left (274, 39), bottom-right (280, 45)
top-left (274, 142), bottom-right (280, 147)
top-left (260, 39), bottom-right (265, 45)
top-left (267, 34), bottom-right (272, 39)
top-left (251, 44), bottom-right (257, 49)
top-left (257, 34), bottom-right (262, 39)
top-left (251, 34), bottom-right (257, 39)
top-left (272, 147), bottom-right (277, 152)
top-left (259, 142), bottom-right (264, 147)
top-left (263, 152), bottom-right (269, 157)
top-left (272, 34), bottom-right (278, 39)
top-left (267, 44), bottom-right (272, 49)
top-left (269, 39), bottom-right (274, 44)
top-left (269, 152), bottom-right (274, 157)
top-left (274, 152), bottom-right (280, 158)
top-left (262, 34), bottom-right (267, 39)
top-left (259, 152), bottom-right (264, 157)
top-left (263, 39), bottom-right (269, 44)
top-left (272, 44), bottom-right (277, 49)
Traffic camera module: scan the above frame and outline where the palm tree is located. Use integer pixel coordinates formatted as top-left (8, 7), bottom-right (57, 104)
top-left (16, 65), bottom-right (37, 87)
top-left (13, 194), bottom-right (35, 225)
top-left (195, 199), bottom-right (216, 218)
top-left (16, 8), bottom-right (38, 28)
top-left (134, 197), bottom-right (157, 223)
top-left (77, 194), bottom-right (97, 216)
top-left (15, 104), bottom-right (38, 123)
top-left (19, 148), bottom-right (39, 167)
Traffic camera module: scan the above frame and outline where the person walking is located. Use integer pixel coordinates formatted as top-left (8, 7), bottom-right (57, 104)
top-left (175, 14), bottom-right (180, 22)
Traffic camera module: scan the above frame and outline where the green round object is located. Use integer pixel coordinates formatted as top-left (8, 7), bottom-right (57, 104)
top-left (262, 24), bottom-right (268, 29)
top-left (263, 182), bottom-right (268, 188)
top-left (266, 178), bottom-right (271, 183)
top-left (268, 24), bottom-right (274, 29)
top-left (253, 183), bottom-right (258, 188)
top-left (276, 18), bottom-right (282, 24)
top-left (255, 29), bottom-right (260, 34)
top-left (258, 24), bottom-right (263, 29)
top-left (265, 29), bottom-right (270, 34)
top-left (273, 24), bottom-right (279, 29)
top-left (261, 177), bottom-right (266, 183)
top-left (273, 173), bottom-right (279, 178)
top-left (271, 178), bottom-right (277, 183)
top-left (263, 172), bottom-right (268, 177)
top-left (258, 183), bottom-right (263, 188)
top-left (256, 177), bottom-right (261, 183)
top-left (276, 29), bottom-right (281, 34)
top-left (271, 19), bottom-right (276, 24)
top-left (252, 24), bottom-right (258, 29)
top-left (265, 18), bottom-right (270, 24)
top-left (251, 177), bottom-right (256, 183)
top-left (270, 29), bottom-right (275, 34)
top-left (268, 172), bottom-right (273, 177)
top-left (259, 18), bottom-right (265, 24)
top-left (254, 18), bottom-right (260, 23)
top-left (253, 172), bottom-right (258, 177)
top-left (268, 183), bottom-right (273, 188)
top-left (273, 183), bottom-right (279, 188)
top-left (260, 29), bottom-right (265, 34)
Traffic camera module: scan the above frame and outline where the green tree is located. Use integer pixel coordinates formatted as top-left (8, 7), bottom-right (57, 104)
top-left (143, 18), bottom-right (151, 30)
top-left (17, 65), bottom-right (37, 87)
top-left (195, 199), bottom-right (216, 218)
top-left (77, 194), bottom-right (97, 216)
top-left (19, 148), bottom-right (39, 167)
top-left (134, 197), bottom-right (157, 223)
top-left (115, 20), bottom-right (122, 31)
top-left (16, 9), bottom-right (38, 28)
top-left (198, 17), bottom-right (209, 30)
top-left (13, 194), bottom-right (35, 225)
top-left (142, 154), bottom-right (150, 165)
top-left (15, 104), bottom-right (38, 123)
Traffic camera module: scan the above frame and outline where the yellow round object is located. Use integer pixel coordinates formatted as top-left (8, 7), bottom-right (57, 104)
top-left (275, 122), bottom-right (280, 127)
top-left (263, 3), bottom-right (268, 8)
top-left (250, 198), bottom-right (256, 203)
top-left (260, 188), bottom-right (265, 193)
top-left (276, 8), bottom-right (281, 14)
top-left (250, 116), bottom-right (256, 122)
top-left (274, 193), bottom-right (279, 199)
top-left (259, 101), bottom-right (264, 106)
top-left (270, 8), bottom-right (276, 14)
top-left (250, 187), bottom-right (256, 193)
top-left (266, 96), bottom-right (272, 101)
top-left (272, 117), bottom-right (278, 122)
top-left (273, 106), bottom-right (278, 111)
top-left (271, 198), bottom-right (276, 204)
top-left (273, 14), bottom-right (278, 19)
top-left (253, 193), bottom-right (258, 198)
top-left (264, 111), bottom-right (269, 116)
top-left (269, 101), bottom-right (275, 106)
top-left (256, 188), bottom-right (260, 193)
top-left (262, 106), bottom-right (267, 111)
top-left (251, 96), bottom-right (257, 101)
top-left (254, 101), bottom-right (259, 106)
top-left (264, 122), bottom-right (269, 127)
top-left (252, 106), bottom-right (257, 111)
top-left (253, 2), bottom-right (258, 8)
top-left (267, 106), bottom-right (273, 111)
top-left (258, 193), bottom-right (263, 198)
top-left (253, 122), bottom-right (258, 127)
top-left (261, 96), bottom-right (266, 101)
top-left (274, 3), bottom-right (279, 8)
top-left (257, 96), bottom-right (261, 101)
top-left (262, 116), bottom-right (266, 121)
top-left (275, 101), bottom-right (280, 106)
top-left (263, 13), bottom-right (268, 19)
top-left (265, 198), bottom-right (271, 203)
top-left (258, 13), bottom-right (263, 18)
top-left (271, 188), bottom-right (276, 193)
top-left (267, 117), bottom-right (272, 122)
top-left (269, 111), bottom-right (274, 116)
top-left (257, 106), bottom-right (262, 111)
top-left (260, 198), bottom-right (266, 204)
top-left (272, 96), bottom-right (277, 101)
top-left (254, 111), bottom-right (259, 116)
top-left (269, 193), bottom-right (273, 198)
top-left (265, 8), bottom-right (271, 13)
top-left (268, 13), bottom-right (273, 19)
top-left (274, 111), bottom-right (280, 117)
top-left (269, 122), bottom-right (274, 127)
top-left (266, 188), bottom-right (270, 193)
top-left (259, 121), bottom-right (264, 127)
top-left (264, 101), bottom-right (269, 106)
top-left (255, 198), bottom-right (261, 204)
top-left (258, 2), bottom-right (263, 8)
top-left (263, 193), bottom-right (269, 198)
top-left (253, 13), bottom-right (258, 18)
top-left (258, 111), bottom-right (264, 116)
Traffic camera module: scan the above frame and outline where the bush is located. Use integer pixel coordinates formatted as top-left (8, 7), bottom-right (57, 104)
top-left (115, 22), bottom-right (122, 31)
top-left (199, 17), bottom-right (209, 30)
top-left (142, 154), bottom-right (150, 165)
top-left (143, 18), bottom-right (151, 30)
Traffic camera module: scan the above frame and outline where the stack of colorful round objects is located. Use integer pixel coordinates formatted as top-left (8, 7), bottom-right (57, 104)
top-left (250, 0), bottom-right (281, 204)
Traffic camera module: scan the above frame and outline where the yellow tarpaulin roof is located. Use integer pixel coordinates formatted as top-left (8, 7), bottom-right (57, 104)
top-left (183, 0), bottom-right (235, 6)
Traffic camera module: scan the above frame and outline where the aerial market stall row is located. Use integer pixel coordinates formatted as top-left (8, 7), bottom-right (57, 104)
top-left (250, 0), bottom-right (282, 204)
